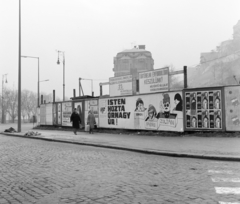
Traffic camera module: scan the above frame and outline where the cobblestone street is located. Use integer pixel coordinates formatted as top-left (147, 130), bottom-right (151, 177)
top-left (0, 135), bottom-right (239, 204)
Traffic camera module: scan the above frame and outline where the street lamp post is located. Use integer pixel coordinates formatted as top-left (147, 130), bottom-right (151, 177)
top-left (56, 50), bottom-right (65, 101)
top-left (18, 0), bottom-right (21, 132)
top-left (21, 56), bottom-right (40, 107)
top-left (2, 74), bottom-right (8, 124)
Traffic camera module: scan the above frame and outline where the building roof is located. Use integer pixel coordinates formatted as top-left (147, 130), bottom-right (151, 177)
top-left (119, 48), bottom-right (150, 53)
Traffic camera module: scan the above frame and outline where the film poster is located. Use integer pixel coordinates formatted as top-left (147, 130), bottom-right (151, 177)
top-left (185, 90), bottom-right (222, 130)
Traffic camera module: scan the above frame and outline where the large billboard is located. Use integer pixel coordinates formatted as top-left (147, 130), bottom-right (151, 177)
top-left (109, 75), bottom-right (133, 97)
top-left (99, 91), bottom-right (183, 132)
top-left (139, 67), bottom-right (169, 94)
top-left (62, 102), bottom-right (72, 126)
top-left (225, 86), bottom-right (240, 131)
top-left (184, 88), bottom-right (224, 130)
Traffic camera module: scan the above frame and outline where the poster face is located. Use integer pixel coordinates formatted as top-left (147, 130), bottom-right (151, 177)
top-left (109, 75), bottom-right (133, 97)
top-left (99, 91), bottom-right (183, 132)
top-left (62, 102), bottom-right (72, 126)
top-left (139, 68), bottom-right (169, 94)
top-left (225, 86), bottom-right (240, 131)
top-left (85, 100), bottom-right (99, 126)
top-left (185, 89), bottom-right (222, 130)
top-left (74, 102), bottom-right (83, 116)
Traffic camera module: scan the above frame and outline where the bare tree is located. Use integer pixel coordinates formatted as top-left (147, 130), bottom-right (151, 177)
top-left (5, 88), bottom-right (18, 122)
top-left (21, 90), bottom-right (37, 122)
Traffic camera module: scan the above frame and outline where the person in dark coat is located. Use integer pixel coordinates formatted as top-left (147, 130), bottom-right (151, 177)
top-left (70, 108), bottom-right (81, 135)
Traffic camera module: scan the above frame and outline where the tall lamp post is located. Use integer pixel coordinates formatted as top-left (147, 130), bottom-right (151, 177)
top-left (2, 74), bottom-right (8, 124)
top-left (56, 50), bottom-right (65, 101)
top-left (18, 0), bottom-right (21, 132)
top-left (21, 56), bottom-right (40, 107)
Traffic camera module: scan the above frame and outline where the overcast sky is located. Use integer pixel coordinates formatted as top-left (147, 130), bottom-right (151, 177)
top-left (0, 0), bottom-right (240, 100)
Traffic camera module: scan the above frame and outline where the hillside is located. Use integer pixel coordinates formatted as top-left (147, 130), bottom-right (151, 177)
top-left (187, 20), bottom-right (240, 88)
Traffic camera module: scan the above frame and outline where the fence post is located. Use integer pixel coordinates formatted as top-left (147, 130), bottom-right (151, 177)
top-left (184, 66), bottom-right (187, 88)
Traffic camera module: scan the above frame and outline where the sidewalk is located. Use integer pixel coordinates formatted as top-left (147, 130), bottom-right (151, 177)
top-left (1, 128), bottom-right (240, 161)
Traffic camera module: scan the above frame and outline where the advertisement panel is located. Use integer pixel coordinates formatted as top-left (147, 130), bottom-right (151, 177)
top-left (109, 75), bottom-right (133, 97)
top-left (139, 67), bottom-right (169, 94)
top-left (184, 88), bottom-right (223, 130)
top-left (40, 104), bottom-right (46, 125)
top-left (225, 86), bottom-right (240, 131)
top-left (62, 102), bottom-right (72, 126)
top-left (85, 100), bottom-right (99, 126)
top-left (57, 103), bottom-right (62, 125)
top-left (45, 103), bottom-right (53, 125)
top-left (99, 91), bottom-right (183, 132)
top-left (53, 103), bottom-right (57, 125)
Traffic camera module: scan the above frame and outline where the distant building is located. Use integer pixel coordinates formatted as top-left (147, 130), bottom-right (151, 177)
top-left (113, 45), bottom-right (154, 77)
top-left (200, 52), bottom-right (218, 64)
top-left (233, 20), bottom-right (240, 40)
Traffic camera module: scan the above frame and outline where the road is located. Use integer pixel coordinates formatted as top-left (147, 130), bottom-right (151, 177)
top-left (0, 135), bottom-right (239, 204)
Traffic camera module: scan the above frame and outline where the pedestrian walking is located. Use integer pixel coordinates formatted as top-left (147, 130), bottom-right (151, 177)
top-left (70, 108), bottom-right (81, 135)
top-left (87, 110), bottom-right (96, 134)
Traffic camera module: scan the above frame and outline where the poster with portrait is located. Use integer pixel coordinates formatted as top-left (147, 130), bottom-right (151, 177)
top-left (62, 102), bottom-right (72, 126)
top-left (185, 88), bottom-right (223, 130)
top-left (225, 86), bottom-right (240, 131)
top-left (98, 91), bottom-right (183, 132)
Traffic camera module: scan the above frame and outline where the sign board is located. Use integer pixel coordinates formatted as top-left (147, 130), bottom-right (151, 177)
top-left (139, 67), bottom-right (169, 94)
top-left (109, 75), bottom-right (133, 97)
top-left (225, 86), bottom-right (240, 131)
top-left (99, 91), bottom-right (183, 132)
top-left (62, 102), bottom-right (72, 126)
top-left (184, 88), bottom-right (223, 130)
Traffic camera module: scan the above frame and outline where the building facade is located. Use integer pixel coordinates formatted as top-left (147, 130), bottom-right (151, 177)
top-left (113, 45), bottom-right (154, 77)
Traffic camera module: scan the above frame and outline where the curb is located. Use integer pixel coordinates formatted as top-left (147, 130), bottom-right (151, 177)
top-left (1, 132), bottom-right (240, 162)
